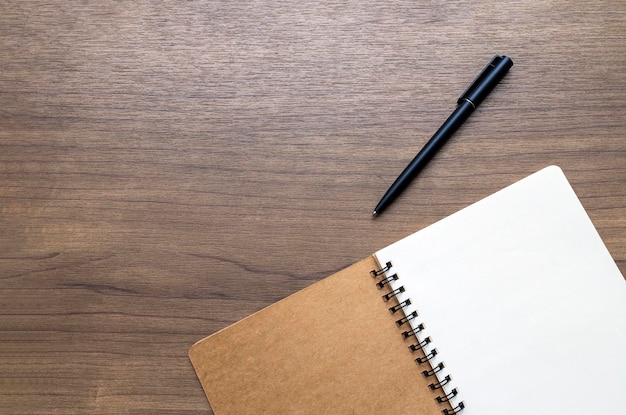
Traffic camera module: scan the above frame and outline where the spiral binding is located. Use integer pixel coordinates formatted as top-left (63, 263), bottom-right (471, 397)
top-left (371, 261), bottom-right (465, 414)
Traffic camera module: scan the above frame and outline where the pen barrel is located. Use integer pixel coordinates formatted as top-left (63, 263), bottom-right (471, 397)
top-left (377, 100), bottom-right (475, 210)
top-left (406, 100), bottom-right (475, 177)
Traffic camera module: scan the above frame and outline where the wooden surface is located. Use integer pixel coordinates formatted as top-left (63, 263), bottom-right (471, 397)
top-left (1, 1), bottom-right (624, 414)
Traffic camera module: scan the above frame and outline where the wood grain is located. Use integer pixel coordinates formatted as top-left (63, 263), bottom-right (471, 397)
top-left (1, 1), bottom-right (624, 413)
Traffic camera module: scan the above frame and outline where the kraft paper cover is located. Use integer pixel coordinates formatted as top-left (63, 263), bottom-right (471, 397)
top-left (189, 256), bottom-right (445, 415)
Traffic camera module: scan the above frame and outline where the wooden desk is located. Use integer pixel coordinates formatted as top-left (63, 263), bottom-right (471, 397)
top-left (1, 2), bottom-right (624, 413)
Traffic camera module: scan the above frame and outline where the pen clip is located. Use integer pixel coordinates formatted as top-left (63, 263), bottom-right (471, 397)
top-left (457, 55), bottom-right (506, 106)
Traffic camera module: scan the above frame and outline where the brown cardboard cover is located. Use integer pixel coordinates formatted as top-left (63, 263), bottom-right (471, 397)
top-left (189, 256), bottom-right (447, 414)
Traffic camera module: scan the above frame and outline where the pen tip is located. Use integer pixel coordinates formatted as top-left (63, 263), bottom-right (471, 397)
top-left (372, 210), bottom-right (378, 217)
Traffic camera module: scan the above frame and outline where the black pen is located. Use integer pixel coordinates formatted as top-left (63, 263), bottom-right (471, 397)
top-left (372, 55), bottom-right (514, 216)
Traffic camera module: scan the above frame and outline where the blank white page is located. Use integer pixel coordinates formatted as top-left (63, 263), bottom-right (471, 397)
top-left (374, 166), bottom-right (626, 415)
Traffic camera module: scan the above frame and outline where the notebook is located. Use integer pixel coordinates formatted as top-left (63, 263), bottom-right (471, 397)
top-left (189, 166), bottom-right (626, 415)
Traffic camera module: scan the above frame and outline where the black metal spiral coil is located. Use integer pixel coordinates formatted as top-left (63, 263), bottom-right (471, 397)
top-left (371, 261), bottom-right (465, 414)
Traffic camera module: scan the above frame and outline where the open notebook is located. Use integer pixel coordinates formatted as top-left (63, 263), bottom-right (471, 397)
top-left (189, 166), bottom-right (626, 414)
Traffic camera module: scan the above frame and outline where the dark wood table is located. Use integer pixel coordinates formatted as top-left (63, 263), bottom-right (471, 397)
top-left (2, 2), bottom-right (624, 413)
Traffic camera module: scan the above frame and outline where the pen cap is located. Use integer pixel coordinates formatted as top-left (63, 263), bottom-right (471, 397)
top-left (458, 55), bottom-right (513, 107)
